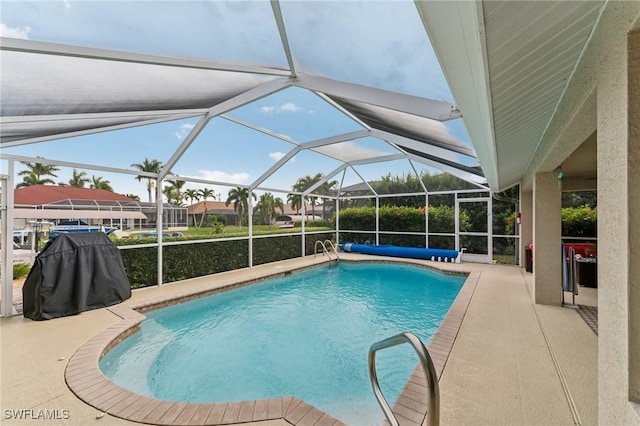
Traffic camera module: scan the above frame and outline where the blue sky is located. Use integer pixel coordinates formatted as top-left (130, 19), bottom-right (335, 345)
top-left (1, 1), bottom-right (475, 201)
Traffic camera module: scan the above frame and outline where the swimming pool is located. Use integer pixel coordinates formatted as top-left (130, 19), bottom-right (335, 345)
top-left (100, 262), bottom-right (465, 425)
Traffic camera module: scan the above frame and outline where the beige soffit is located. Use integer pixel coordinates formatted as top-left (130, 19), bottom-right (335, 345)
top-left (416, 0), bottom-right (604, 191)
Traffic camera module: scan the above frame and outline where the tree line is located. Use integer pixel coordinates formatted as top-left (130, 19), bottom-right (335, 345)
top-left (14, 158), bottom-right (539, 232)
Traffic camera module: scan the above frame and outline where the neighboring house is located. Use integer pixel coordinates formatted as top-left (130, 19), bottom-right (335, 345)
top-left (11, 185), bottom-right (187, 230)
top-left (187, 201), bottom-right (239, 226)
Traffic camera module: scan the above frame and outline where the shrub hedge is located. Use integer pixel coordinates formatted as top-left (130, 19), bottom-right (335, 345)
top-left (117, 232), bottom-right (336, 288)
top-left (503, 206), bottom-right (597, 238)
top-left (338, 205), bottom-right (469, 233)
top-left (252, 235), bottom-right (301, 266)
top-left (115, 205), bottom-right (597, 289)
top-left (562, 205), bottom-right (597, 237)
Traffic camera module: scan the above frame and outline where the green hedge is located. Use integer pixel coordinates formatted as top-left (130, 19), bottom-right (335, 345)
top-left (338, 205), bottom-right (469, 233)
top-left (504, 206), bottom-right (598, 237)
top-left (119, 246), bottom-right (158, 288)
top-left (305, 232), bottom-right (337, 255)
top-left (294, 220), bottom-right (331, 228)
top-left (562, 205), bottom-right (597, 237)
top-left (252, 235), bottom-right (301, 266)
top-left (119, 239), bottom-right (250, 289)
top-left (379, 234), bottom-right (426, 247)
top-left (338, 232), bottom-right (375, 245)
top-left (118, 233), bottom-right (338, 288)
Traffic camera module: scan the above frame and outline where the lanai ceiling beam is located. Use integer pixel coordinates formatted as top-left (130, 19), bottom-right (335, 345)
top-left (299, 130), bottom-right (370, 150)
top-left (347, 153), bottom-right (406, 167)
top-left (406, 153), bottom-right (488, 188)
top-left (270, 0), bottom-right (298, 78)
top-left (3, 153), bottom-right (149, 178)
top-left (0, 37), bottom-right (291, 77)
top-left (407, 158), bottom-right (429, 193)
top-left (313, 92), bottom-right (372, 130)
top-left (159, 77), bottom-right (291, 180)
top-left (250, 147), bottom-right (301, 191)
top-left (302, 164), bottom-right (349, 197)
top-left (220, 115), bottom-right (299, 145)
top-left (1, 110), bottom-right (206, 148)
top-left (371, 128), bottom-right (477, 161)
top-left (249, 130), bottom-right (370, 191)
top-left (292, 74), bottom-right (461, 121)
top-left (350, 166), bottom-right (379, 196)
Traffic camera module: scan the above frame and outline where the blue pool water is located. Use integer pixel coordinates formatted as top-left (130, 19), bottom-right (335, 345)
top-left (100, 262), bottom-right (465, 425)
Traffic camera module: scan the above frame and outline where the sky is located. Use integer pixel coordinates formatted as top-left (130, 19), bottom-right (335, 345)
top-left (0, 0), bottom-right (476, 202)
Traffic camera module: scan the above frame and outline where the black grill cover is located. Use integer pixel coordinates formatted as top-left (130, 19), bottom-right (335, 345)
top-left (22, 232), bottom-right (131, 320)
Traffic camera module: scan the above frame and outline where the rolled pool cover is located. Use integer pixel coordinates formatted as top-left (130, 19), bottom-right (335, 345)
top-left (340, 243), bottom-right (460, 263)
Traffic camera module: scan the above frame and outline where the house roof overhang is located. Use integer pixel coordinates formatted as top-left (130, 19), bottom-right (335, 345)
top-left (416, 0), bottom-right (605, 191)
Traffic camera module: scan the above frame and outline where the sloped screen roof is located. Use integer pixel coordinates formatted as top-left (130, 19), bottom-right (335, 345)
top-left (0, 1), bottom-right (488, 195)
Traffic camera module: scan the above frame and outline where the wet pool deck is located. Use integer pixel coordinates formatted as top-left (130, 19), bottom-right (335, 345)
top-left (0, 254), bottom-right (597, 425)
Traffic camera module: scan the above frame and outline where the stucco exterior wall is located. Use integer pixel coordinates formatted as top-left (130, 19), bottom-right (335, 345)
top-left (595, 2), bottom-right (640, 423)
top-left (520, 1), bottom-right (640, 422)
top-left (533, 172), bottom-right (561, 306)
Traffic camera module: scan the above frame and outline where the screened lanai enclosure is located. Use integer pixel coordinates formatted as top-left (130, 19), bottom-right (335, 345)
top-left (0, 1), bottom-right (520, 317)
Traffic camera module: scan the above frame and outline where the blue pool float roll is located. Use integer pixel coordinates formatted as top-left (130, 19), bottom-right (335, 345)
top-left (340, 243), bottom-right (460, 263)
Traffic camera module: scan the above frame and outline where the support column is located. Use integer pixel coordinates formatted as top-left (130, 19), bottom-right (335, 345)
top-left (249, 193), bottom-right (254, 266)
top-left (156, 180), bottom-right (163, 286)
top-left (597, 9), bottom-right (640, 423)
top-left (628, 27), bottom-right (640, 409)
top-left (519, 189), bottom-right (533, 270)
top-left (533, 172), bottom-right (562, 306)
top-left (1, 163), bottom-right (15, 317)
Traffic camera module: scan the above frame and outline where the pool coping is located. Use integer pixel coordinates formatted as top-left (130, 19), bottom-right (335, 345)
top-left (64, 257), bottom-right (479, 426)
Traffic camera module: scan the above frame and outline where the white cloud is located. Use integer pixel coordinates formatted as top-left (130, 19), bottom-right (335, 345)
top-left (269, 152), bottom-right (285, 161)
top-left (269, 151), bottom-right (296, 164)
top-left (197, 170), bottom-right (251, 185)
top-left (279, 102), bottom-right (302, 113)
top-left (0, 23), bottom-right (31, 39)
top-left (260, 102), bottom-right (304, 114)
top-left (175, 123), bottom-right (195, 140)
top-left (63, 0), bottom-right (71, 11)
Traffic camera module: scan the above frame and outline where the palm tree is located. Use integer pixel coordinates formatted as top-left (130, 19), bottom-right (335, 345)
top-left (317, 178), bottom-right (338, 220)
top-left (16, 172), bottom-right (55, 188)
top-left (130, 158), bottom-right (162, 203)
top-left (68, 169), bottom-right (90, 188)
top-left (198, 188), bottom-right (216, 228)
top-left (289, 173), bottom-right (338, 217)
top-left (184, 188), bottom-right (199, 205)
top-left (287, 193), bottom-right (303, 214)
top-left (163, 186), bottom-right (183, 206)
top-left (225, 187), bottom-right (256, 228)
top-left (17, 160), bottom-right (59, 187)
top-left (183, 188), bottom-right (200, 227)
top-left (164, 179), bottom-right (186, 206)
top-left (90, 176), bottom-right (113, 191)
top-left (255, 192), bottom-right (285, 226)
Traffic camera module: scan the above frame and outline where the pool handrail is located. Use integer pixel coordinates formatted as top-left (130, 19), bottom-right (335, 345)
top-left (368, 332), bottom-right (439, 426)
top-left (314, 240), bottom-right (337, 261)
top-left (323, 239), bottom-right (340, 261)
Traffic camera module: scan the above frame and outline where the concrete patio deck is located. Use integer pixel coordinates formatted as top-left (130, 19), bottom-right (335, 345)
top-left (0, 254), bottom-right (597, 425)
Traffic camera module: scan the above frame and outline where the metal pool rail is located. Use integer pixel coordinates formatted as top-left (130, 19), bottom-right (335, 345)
top-left (368, 332), bottom-right (440, 426)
